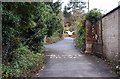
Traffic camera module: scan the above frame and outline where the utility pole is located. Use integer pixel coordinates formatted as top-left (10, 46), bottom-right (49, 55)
top-left (88, 0), bottom-right (89, 12)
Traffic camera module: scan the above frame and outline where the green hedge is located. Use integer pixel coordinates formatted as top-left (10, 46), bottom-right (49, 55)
top-left (46, 31), bottom-right (63, 44)
top-left (74, 13), bottom-right (86, 52)
top-left (2, 2), bottom-right (63, 77)
top-left (2, 45), bottom-right (44, 77)
top-left (75, 26), bottom-right (86, 51)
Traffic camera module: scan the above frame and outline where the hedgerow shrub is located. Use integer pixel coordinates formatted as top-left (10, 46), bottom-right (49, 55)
top-left (74, 14), bottom-right (86, 51)
top-left (2, 45), bottom-right (44, 77)
top-left (75, 25), bottom-right (86, 51)
top-left (2, 2), bottom-right (63, 77)
top-left (46, 31), bottom-right (63, 44)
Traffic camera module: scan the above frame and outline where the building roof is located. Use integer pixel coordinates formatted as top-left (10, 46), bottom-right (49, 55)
top-left (102, 5), bottom-right (120, 18)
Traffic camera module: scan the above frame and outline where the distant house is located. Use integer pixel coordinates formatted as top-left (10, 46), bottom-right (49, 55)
top-left (66, 31), bottom-right (75, 37)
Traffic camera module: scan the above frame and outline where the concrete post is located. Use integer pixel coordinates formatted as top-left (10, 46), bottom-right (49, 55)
top-left (85, 20), bottom-right (92, 54)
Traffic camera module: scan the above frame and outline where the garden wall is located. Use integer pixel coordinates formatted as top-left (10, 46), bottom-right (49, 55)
top-left (93, 6), bottom-right (120, 68)
top-left (102, 6), bottom-right (120, 67)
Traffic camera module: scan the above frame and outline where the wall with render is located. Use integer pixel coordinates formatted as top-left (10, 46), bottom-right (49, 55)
top-left (102, 6), bottom-right (120, 67)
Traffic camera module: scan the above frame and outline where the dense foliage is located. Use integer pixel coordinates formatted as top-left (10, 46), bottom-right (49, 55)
top-left (2, 2), bottom-right (63, 77)
top-left (86, 9), bottom-right (101, 26)
top-left (74, 14), bottom-right (86, 51)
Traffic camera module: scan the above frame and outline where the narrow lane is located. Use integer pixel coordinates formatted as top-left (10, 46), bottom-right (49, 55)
top-left (36, 37), bottom-right (117, 77)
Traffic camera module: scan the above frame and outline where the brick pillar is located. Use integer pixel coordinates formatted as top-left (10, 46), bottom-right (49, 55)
top-left (85, 20), bottom-right (92, 54)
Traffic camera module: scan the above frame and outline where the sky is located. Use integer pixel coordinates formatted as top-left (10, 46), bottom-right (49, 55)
top-left (59, 0), bottom-right (120, 14)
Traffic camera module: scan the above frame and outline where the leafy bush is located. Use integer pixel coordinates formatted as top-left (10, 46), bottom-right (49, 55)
top-left (116, 65), bottom-right (120, 76)
top-left (74, 14), bottom-right (86, 51)
top-left (2, 45), bottom-right (44, 77)
top-left (75, 26), bottom-right (86, 51)
top-left (2, 2), bottom-right (63, 77)
top-left (46, 31), bottom-right (63, 44)
top-left (86, 9), bottom-right (101, 26)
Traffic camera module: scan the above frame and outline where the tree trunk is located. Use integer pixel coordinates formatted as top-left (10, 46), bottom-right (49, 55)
top-left (85, 20), bottom-right (92, 54)
top-left (44, 35), bottom-right (47, 44)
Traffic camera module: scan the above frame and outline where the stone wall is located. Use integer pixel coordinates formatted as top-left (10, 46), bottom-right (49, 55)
top-left (118, 7), bottom-right (120, 66)
top-left (102, 7), bottom-right (120, 67)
